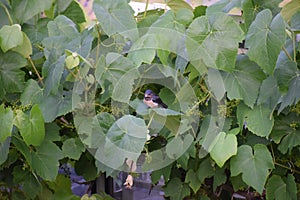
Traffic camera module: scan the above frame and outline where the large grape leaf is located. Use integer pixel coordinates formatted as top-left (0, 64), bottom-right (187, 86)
top-left (12, 136), bottom-right (63, 181)
top-left (0, 105), bottom-right (13, 142)
top-left (0, 24), bottom-right (23, 52)
top-left (222, 55), bottom-right (265, 108)
top-left (30, 140), bottom-right (64, 181)
top-left (93, 0), bottom-right (138, 40)
top-left (96, 115), bottom-right (147, 169)
top-left (270, 113), bottom-right (300, 154)
top-left (186, 12), bottom-right (244, 72)
top-left (237, 103), bottom-right (274, 138)
top-left (96, 53), bottom-right (136, 88)
top-left (245, 9), bottom-right (285, 75)
top-left (208, 132), bottom-right (237, 167)
top-left (0, 50), bottom-right (26, 99)
top-left (42, 15), bottom-right (93, 58)
top-left (11, 0), bottom-right (52, 23)
top-left (14, 105), bottom-right (45, 146)
top-left (266, 174), bottom-right (297, 200)
top-left (230, 144), bottom-right (274, 194)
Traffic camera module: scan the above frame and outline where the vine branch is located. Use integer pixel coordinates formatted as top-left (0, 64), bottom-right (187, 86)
top-left (28, 57), bottom-right (44, 86)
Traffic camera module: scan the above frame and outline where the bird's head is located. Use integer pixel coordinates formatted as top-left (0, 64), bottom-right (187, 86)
top-left (144, 89), bottom-right (154, 101)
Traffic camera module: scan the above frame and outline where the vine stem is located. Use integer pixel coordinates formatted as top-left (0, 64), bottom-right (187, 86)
top-left (270, 143), bottom-right (300, 175)
top-left (0, 2), bottom-right (13, 25)
top-left (282, 46), bottom-right (293, 61)
top-left (28, 57), bottom-right (44, 86)
top-left (143, 0), bottom-right (150, 19)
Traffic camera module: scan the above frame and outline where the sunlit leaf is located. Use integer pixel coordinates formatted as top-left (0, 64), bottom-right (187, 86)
top-left (14, 104), bottom-right (45, 146)
top-left (208, 132), bottom-right (237, 167)
top-left (0, 24), bottom-right (23, 52)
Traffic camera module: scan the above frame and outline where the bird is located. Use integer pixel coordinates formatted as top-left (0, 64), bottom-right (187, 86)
top-left (143, 89), bottom-right (168, 108)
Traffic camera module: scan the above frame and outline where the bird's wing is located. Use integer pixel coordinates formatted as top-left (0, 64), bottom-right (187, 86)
top-left (152, 95), bottom-right (168, 108)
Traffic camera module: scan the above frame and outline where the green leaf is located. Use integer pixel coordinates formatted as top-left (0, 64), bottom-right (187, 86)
top-left (127, 34), bottom-right (157, 65)
top-left (112, 68), bottom-right (139, 103)
top-left (93, 0), bottom-right (138, 40)
top-left (39, 90), bottom-right (73, 123)
top-left (275, 60), bottom-right (300, 112)
top-left (0, 104), bottom-right (13, 142)
top-left (0, 50), bottom-right (26, 99)
top-left (166, 135), bottom-right (194, 159)
top-left (266, 174), bottom-right (297, 200)
top-left (96, 53), bottom-right (136, 88)
top-left (0, 137), bottom-right (10, 165)
top-left (208, 132), bottom-right (237, 167)
top-left (42, 52), bottom-right (65, 95)
top-left (270, 113), bottom-right (300, 154)
top-left (62, 138), bottom-right (85, 160)
top-left (207, 68), bottom-right (226, 101)
top-left (14, 105), bottom-right (45, 146)
top-left (31, 140), bottom-right (64, 181)
top-left (186, 12), bottom-right (244, 71)
top-left (281, 0), bottom-right (300, 22)
top-left (185, 169), bottom-right (201, 193)
top-left (167, 0), bottom-right (193, 12)
top-left (0, 24), bottom-right (23, 52)
top-left (164, 177), bottom-right (190, 200)
top-left (197, 157), bottom-right (215, 183)
top-left (75, 152), bottom-right (98, 181)
top-left (13, 166), bottom-right (42, 199)
top-left (175, 8), bottom-right (194, 25)
top-left (47, 174), bottom-right (80, 200)
top-left (237, 103), bottom-right (274, 138)
top-left (151, 11), bottom-right (185, 32)
top-left (11, 0), bottom-right (52, 23)
top-left (12, 32), bottom-right (32, 58)
top-left (206, 0), bottom-right (241, 15)
top-left (230, 144), bottom-right (274, 194)
top-left (222, 55), bottom-right (265, 108)
top-left (12, 136), bottom-right (63, 181)
top-left (245, 9), bottom-right (286, 75)
top-left (21, 79), bottom-right (43, 105)
top-left (257, 76), bottom-right (281, 109)
top-left (96, 115), bottom-right (147, 169)
top-left (61, 0), bottom-right (86, 24)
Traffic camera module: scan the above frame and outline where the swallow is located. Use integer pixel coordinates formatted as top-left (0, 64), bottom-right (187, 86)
top-left (143, 89), bottom-right (168, 108)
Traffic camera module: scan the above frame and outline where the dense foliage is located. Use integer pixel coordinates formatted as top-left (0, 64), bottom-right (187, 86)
top-left (0, 0), bottom-right (300, 199)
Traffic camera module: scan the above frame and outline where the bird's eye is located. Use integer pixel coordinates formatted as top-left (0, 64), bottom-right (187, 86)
top-left (144, 97), bottom-right (151, 101)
